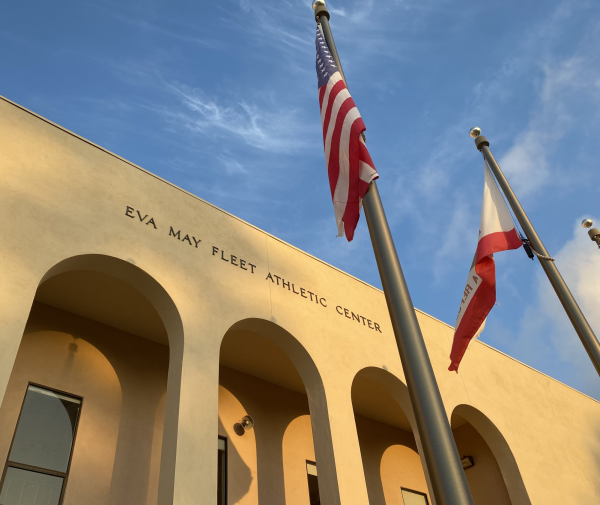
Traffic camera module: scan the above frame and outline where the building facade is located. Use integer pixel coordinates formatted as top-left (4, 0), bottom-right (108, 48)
top-left (0, 95), bottom-right (599, 505)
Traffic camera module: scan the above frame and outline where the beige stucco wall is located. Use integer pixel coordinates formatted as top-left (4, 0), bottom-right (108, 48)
top-left (1, 95), bottom-right (600, 504)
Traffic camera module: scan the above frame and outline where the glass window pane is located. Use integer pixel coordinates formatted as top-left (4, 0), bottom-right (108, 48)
top-left (306, 462), bottom-right (320, 505)
top-left (9, 386), bottom-right (81, 472)
top-left (0, 466), bottom-right (63, 505)
top-left (402, 488), bottom-right (429, 505)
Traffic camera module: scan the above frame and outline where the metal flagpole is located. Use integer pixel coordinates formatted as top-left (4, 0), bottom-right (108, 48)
top-left (312, 2), bottom-right (475, 504)
top-left (471, 128), bottom-right (600, 376)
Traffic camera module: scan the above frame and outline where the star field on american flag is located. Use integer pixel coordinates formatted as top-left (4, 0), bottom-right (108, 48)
top-left (316, 27), bottom-right (338, 89)
top-left (315, 25), bottom-right (379, 242)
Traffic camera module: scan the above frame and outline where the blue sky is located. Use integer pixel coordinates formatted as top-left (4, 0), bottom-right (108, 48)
top-left (2, 0), bottom-right (600, 399)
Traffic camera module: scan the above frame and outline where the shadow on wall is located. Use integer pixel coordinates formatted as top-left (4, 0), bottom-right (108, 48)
top-left (590, 423), bottom-right (600, 501)
top-left (218, 366), bottom-right (312, 505)
top-left (350, 367), bottom-right (431, 505)
top-left (0, 329), bottom-right (123, 505)
top-left (282, 415), bottom-right (316, 505)
top-left (218, 385), bottom-right (256, 504)
top-left (451, 405), bottom-right (531, 505)
top-left (218, 318), bottom-right (334, 505)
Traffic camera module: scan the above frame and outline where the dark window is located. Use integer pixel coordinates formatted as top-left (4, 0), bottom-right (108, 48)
top-left (218, 437), bottom-right (227, 505)
top-left (0, 385), bottom-right (82, 505)
top-left (401, 487), bottom-right (429, 505)
top-left (306, 461), bottom-right (320, 505)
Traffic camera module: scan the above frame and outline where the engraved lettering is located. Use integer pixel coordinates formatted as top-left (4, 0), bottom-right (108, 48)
top-left (212, 246), bottom-right (219, 256)
top-left (240, 259), bottom-right (248, 270)
top-left (182, 234), bottom-right (192, 246)
top-left (137, 210), bottom-right (148, 222)
top-left (169, 227), bottom-right (181, 240)
top-left (336, 306), bottom-right (343, 315)
top-left (147, 218), bottom-right (157, 229)
top-left (126, 206), bottom-right (135, 218)
top-left (221, 251), bottom-right (229, 262)
top-left (231, 255), bottom-right (238, 266)
top-left (374, 322), bottom-right (382, 333)
top-left (192, 236), bottom-right (201, 248)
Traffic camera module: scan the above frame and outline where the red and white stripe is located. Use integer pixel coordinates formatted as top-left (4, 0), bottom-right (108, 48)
top-left (449, 161), bottom-right (523, 372)
top-left (318, 57), bottom-right (378, 241)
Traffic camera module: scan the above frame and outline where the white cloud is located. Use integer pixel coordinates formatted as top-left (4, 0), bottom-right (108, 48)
top-left (506, 217), bottom-right (600, 398)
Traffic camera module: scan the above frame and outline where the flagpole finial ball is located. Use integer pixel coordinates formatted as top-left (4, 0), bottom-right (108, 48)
top-left (469, 127), bottom-right (481, 138)
top-left (313, 0), bottom-right (326, 10)
top-left (582, 219), bottom-right (593, 229)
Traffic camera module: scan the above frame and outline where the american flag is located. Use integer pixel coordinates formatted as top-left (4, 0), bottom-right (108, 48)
top-left (316, 25), bottom-right (378, 242)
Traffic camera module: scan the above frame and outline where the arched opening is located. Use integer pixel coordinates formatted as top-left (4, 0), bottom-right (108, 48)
top-left (0, 255), bottom-right (183, 505)
top-left (351, 367), bottom-right (431, 505)
top-left (451, 405), bottom-right (531, 505)
top-left (218, 318), bottom-right (335, 505)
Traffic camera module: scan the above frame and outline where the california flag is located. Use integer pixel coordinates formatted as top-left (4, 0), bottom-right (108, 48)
top-left (448, 161), bottom-right (523, 372)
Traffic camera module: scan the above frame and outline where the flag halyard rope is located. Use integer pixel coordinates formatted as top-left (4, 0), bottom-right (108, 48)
top-left (520, 238), bottom-right (556, 261)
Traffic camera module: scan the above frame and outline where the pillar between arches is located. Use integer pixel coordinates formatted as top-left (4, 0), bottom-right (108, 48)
top-left (163, 333), bottom-right (221, 505)
top-left (308, 374), bottom-right (370, 505)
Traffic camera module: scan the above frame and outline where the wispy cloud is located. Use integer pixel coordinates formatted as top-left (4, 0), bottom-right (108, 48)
top-left (161, 82), bottom-right (316, 154)
top-left (112, 15), bottom-right (220, 49)
top-left (499, 49), bottom-right (600, 196)
top-left (329, 0), bottom-right (375, 23)
top-left (464, 1), bottom-right (600, 197)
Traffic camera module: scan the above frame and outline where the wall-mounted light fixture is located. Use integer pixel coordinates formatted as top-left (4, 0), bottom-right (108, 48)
top-left (461, 456), bottom-right (474, 469)
top-left (233, 415), bottom-right (255, 436)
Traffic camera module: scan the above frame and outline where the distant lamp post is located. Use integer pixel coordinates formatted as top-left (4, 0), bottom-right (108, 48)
top-left (461, 456), bottom-right (474, 469)
top-left (582, 219), bottom-right (600, 249)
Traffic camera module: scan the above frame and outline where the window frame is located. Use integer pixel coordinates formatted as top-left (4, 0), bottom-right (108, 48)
top-left (401, 487), bottom-right (430, 505)
top-left (218, 436), bottom-right (227, 505)
top-left (306, 459), bottom-right (320, 505)
top-left (0, 382), bottom-right (83, 505)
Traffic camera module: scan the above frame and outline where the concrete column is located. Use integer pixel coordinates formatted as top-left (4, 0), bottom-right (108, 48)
top-left (158, 321), bottom-right (223, 505)
top-left (306, 375), bottom-right (370, 505)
